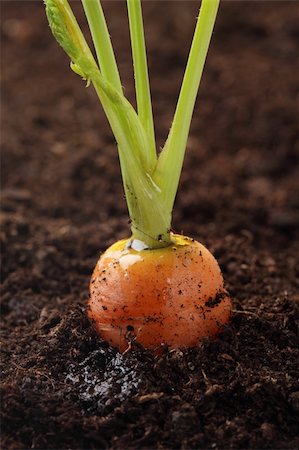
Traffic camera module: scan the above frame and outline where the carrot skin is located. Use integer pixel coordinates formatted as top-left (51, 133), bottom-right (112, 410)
top-left (88, 234), bottom-right (232, 352)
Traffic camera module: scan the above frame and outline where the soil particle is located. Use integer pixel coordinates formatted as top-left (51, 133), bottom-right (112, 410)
top-left (289, 391), bottom-right (299, 412)
top-left (205, 291), bottom-right (226, 308)
top-left (2, 1), bottom-right (299, 449)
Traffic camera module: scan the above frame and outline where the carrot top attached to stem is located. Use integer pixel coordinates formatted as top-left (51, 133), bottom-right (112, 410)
top-left (45, 0), bottom-right (220, 249)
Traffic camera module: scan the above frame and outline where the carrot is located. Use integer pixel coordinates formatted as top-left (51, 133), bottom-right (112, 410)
top-left (45, 0), bottom-right (232, 352)
top-left (89, 235), bottom-right (231, 352)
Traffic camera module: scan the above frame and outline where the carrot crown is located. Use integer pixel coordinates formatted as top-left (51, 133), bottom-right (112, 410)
top-left (45, 0), bottom-right (220, 249)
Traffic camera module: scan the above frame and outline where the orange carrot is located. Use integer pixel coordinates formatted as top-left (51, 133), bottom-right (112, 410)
top-left (88, 235), bottom-right (232, 352)
top-left (45, 0), bottom-right (232, 352)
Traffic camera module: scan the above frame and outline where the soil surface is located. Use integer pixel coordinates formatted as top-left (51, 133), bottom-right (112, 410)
top-left (1, 1), bottom-right (299, 449)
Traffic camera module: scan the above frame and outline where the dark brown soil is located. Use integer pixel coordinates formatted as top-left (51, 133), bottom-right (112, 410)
top-left (1, 1), bottom-right (299, 449)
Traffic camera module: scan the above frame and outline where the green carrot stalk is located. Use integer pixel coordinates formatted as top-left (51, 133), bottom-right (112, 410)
top-left (127, 0), bottom-right (156, 164)
top-left (44, 0), bottom-right (220, 249)
top-left (81, 0), bottom-right (123, 94)
top-left (154, 0), bottom-right (220, 213)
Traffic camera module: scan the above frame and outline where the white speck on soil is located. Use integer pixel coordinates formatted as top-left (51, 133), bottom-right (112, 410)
top-left (66, 350), bottom-right (142, 413)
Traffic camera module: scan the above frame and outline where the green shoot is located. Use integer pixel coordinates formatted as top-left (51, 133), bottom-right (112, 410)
top-left (81, 0), bottom-right (123, 94)
top-left (154, 0), bottom-right (220, 213)
top-left (44, 0), bottom-right (220, 249)
top-left (127, 0), bottom-right (156, 164)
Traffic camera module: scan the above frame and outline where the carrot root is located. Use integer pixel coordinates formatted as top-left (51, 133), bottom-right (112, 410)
top-left (88, 234), bottom-right (232, 352)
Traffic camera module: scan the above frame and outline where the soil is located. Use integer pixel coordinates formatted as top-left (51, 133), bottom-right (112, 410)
top-left (1, 1), bottom-right (299, 449)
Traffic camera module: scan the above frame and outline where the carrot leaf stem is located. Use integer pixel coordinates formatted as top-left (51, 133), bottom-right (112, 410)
top-left (81, 0), bottom-right (123, 94)
top-left (127, 0), bottom-right (156, 167)
top-left (45, 0), bottom-right (171, 248)
top-left (44, 0), bottom-right (220, 249)
top-left (154, 0), bottom-right (220, 214)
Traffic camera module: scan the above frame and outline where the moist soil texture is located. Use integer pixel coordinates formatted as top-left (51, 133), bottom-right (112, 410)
top-left (1, 1), bottom-right (299, 449)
